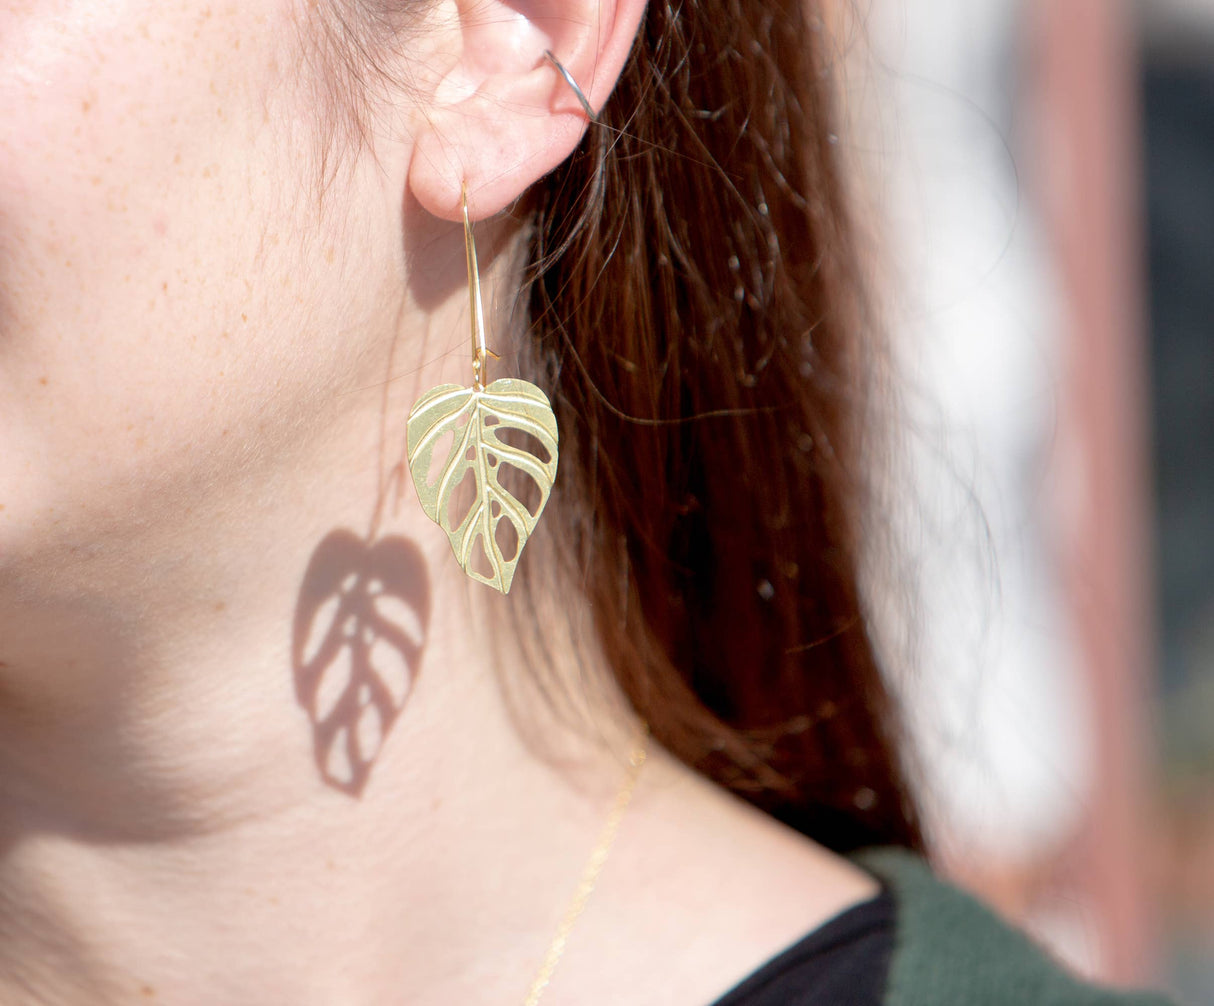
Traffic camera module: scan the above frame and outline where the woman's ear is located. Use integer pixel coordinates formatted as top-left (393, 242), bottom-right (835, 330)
top-left (406, 0), bottom-right (646, 221)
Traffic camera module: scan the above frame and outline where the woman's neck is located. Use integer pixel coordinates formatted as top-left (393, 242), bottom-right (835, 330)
top-left (0, 525), bottom-right (878, 1006)
top-left (0, 518), bottom-right (647, 1005)
top-left (0, 291), bottom-right (644, 1001)
top-left (0, 275), bottom-right (879, 1005)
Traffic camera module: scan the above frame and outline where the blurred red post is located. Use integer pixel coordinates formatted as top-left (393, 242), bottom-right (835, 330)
top-left (1031, 0), bottom-right (1160, 984)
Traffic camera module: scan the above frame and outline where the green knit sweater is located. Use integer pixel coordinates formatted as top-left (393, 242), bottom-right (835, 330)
top-left (853, 848), bottom-right (1176, 1006)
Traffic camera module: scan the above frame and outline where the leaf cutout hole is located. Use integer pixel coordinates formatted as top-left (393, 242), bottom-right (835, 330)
top-left (469, 535), bottom-right (495, 580)
top-left (498, 462), bottom-right (544, 517)
top-left (300, 593), bottom-right (341, 667)
top-left (484, 415), bottom-right (500, 427)
top-left (491, 500), bottom-right (502, 518)
top-left (495, 516), bottom-right (520, 562)
top-left (315, 645), bottom-right (353, 723)
top-left (371, 594), bottom-right (425, 648)
top-left (327, 727), bottom-right (353, 785)
top-left (369, 635), bottom-right (412, 706)
top-left (495, 427), bottom-right (552, 465)
top-left (447, 468), bottom-right (477, 530)
top-left (356, 703), bottom-right (383, 761)
top-left (425, 429), bottom-right (456, 487)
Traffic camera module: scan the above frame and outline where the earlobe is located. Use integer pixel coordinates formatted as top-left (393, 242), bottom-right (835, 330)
top-left (406, 0), bottom-right (647, 221)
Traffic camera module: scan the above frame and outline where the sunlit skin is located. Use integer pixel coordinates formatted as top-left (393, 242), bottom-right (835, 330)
top-left (0, 2), bottom-right (875, 1003)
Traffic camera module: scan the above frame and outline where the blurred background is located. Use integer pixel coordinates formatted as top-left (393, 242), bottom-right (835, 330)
top-left (833, 2), bottom-right (1213, 1002)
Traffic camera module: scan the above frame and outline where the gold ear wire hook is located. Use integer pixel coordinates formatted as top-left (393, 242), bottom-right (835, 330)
top-left (461, 183), bottom-right (497, 389)
top-left (464, 55), bottom-right (590, 391)
top-left (543, 50), bottom-right (597, 120)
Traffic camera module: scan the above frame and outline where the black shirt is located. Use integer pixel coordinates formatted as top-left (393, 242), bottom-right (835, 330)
top-left (708, 891), bottom-right (894, 1005)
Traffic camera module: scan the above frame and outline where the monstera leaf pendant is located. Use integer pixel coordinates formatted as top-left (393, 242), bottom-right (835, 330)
top-left (406, 377), bottom-right (558, 595)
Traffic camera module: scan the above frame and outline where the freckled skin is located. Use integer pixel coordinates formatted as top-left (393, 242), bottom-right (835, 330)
top-left (0, 2), bottom-right (420, 595)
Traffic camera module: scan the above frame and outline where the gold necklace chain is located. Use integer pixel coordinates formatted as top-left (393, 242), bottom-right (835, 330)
top-left (521, 724), bottom-right (650, 1006)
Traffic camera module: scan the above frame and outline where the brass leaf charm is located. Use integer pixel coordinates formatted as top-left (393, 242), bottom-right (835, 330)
top-left (406, 377), bottom-right (558, 594)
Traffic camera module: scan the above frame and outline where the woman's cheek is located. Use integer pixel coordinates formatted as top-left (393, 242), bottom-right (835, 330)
top-left (0, 3), bottom-right (326, 531)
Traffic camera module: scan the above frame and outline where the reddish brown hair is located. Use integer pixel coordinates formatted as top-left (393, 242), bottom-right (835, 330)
top-left (519, 0), bottom-right (922, 851)
top-left (320, 0), bottom-right (923, 852)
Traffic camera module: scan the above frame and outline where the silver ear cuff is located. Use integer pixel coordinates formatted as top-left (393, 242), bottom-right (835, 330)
top-left (543, 50), bottom-right (598, 120)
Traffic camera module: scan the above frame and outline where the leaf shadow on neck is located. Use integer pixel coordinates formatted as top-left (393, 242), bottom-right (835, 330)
top-left (291, 530), bottom-right (431, 797)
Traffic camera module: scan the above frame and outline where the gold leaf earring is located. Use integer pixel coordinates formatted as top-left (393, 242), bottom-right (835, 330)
top-left (405, 184), bottom-right (559, 595)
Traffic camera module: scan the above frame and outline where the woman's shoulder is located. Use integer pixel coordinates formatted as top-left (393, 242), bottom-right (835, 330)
top-left (853, 847), bottom-right (1176, 1006)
